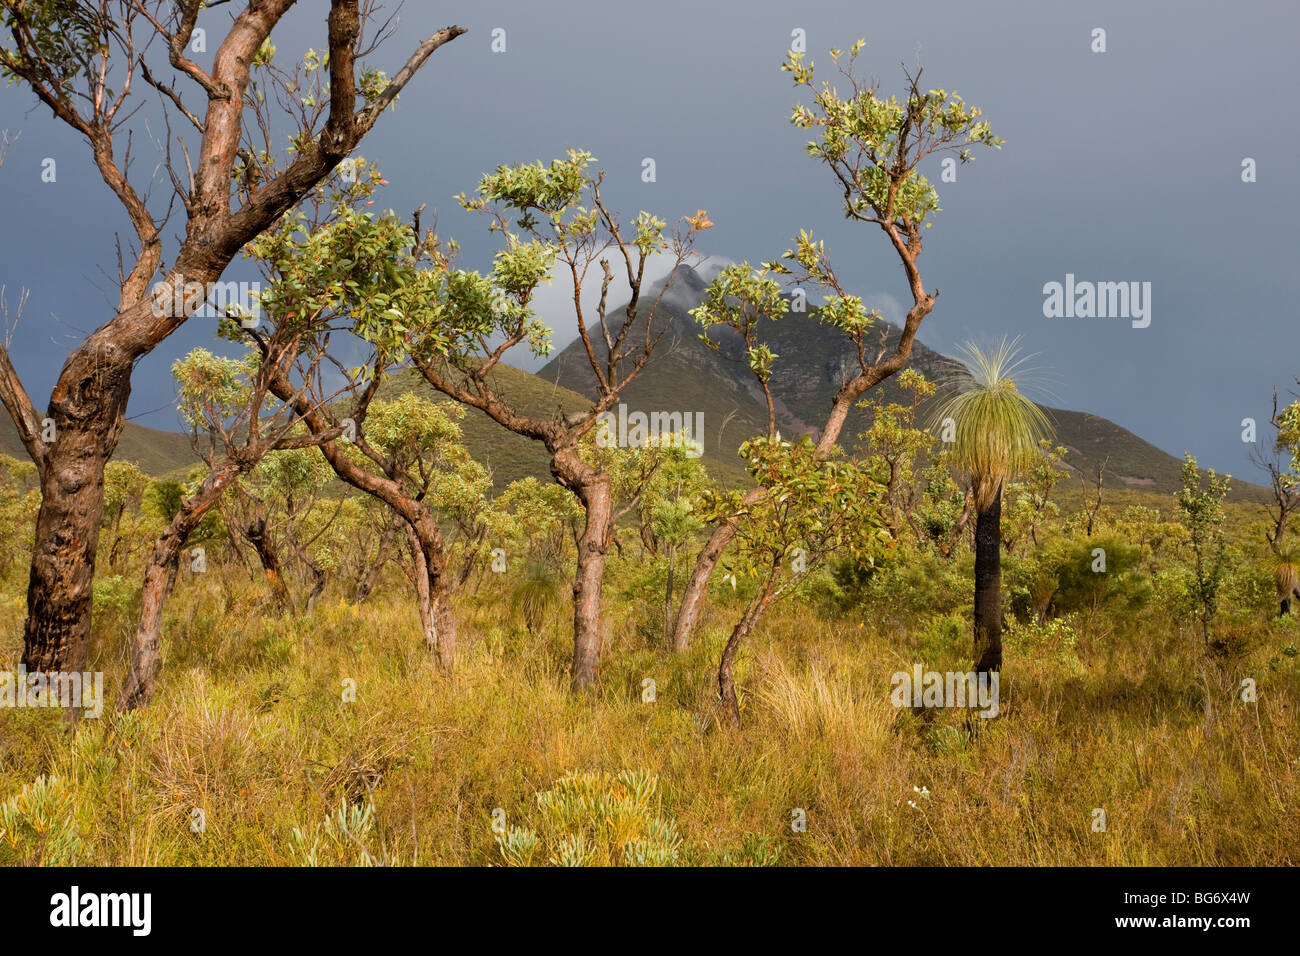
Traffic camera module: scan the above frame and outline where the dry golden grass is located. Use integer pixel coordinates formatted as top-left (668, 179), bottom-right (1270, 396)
top-left (1, 550), bottom-right (1297, 866)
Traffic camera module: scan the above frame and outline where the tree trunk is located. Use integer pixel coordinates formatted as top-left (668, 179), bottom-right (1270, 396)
top-left (671, 511), bottom-right (744, 652)
top-left (663, 545), bottom-right (675, 642)
top-left (404, 520), bottom-right (456, 672)
top-left (246, 518), bottom-right (293, 612)
top-left (121, 471), bottom-right (232, 709)
top-left (120, 546), bottom-right (181, 711)
top-left (568, 471), bottom-right (614, 691)
top-left (718, 567), bottom-right (779, 728)
top-left (356, 516), bottom-right (399, 603)
top-left (973, 486), bottom-right (1003, 675)
top-left (305, 564), bottom-right (328, 614)
top-left (22, 366), bottom-right (132, 673)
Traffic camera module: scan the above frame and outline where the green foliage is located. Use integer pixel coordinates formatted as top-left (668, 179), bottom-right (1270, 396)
top-left (709, 436), bottom-right (889, 595)
top-left (172, 349), bottom-right (259, 431)
top-left (690, 263), bottom-right (789, 384)
top-left (289, 799), bottom-right (396, 867)
top-left (494, 477), bottom-right (582, 573)
top-left (0, 775), bottom-right (82, 866)
top-left (783, 38), bottom-right (1001, 230)
top-left (0, 3), bottom-right (104, 89)
top-left (495, 771), bottom-right (682, 867)
top-left (1176, 454), bottom-right (1231, 643)
top-left (0, 454), bottom-right (39, 575)
top-left (930, 338), bottom-right (1053, 511)
top-left (1007, 535), bottom-right (1147, 623)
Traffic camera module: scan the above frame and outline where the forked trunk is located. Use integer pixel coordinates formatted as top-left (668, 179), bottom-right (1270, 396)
top-left (405, 520), bottom-right (456, 672)
top-left (973, 486), bottom-right (1003, 675)
top-left (305, 564), bottom-right (328, 613)
top-left (355, 517), bottom-right (397, 603)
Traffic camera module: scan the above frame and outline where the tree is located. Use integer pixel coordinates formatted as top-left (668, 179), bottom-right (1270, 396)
top-left (122, 339), bottom-right (349, 708)
top-left (707, 436), bottom-right (886, 726)
top-left (670, 39), bottom-right (1002, 651)
top-left (858, 368), bottom-right (938, 542)
top-left (1254, 386), bottom-right (1300, 614)
top-left (0, 1), bottom-right (464, 674)
top-left (102, 461), bottom-right (149, 568)
top-left (225, 446), bottom-right (338, 613)
top-left (1175, 453), bottom-right (1230, 643)
top-left (1001, 440), bottom-right (1068, 552)
top-left (1253, 387), bottom-right (1300, 554)
top-left (931, 339), bottom-right (1051, 675)
top-left (408, 151), bottom-right (706, 689)
top-left (358, 393), bottom-right (492, 666)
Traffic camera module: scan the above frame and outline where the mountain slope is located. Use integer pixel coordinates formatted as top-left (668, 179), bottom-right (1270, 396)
top-left (5, 265), bottom-right (1267, 506)
top-left (0, 416), bottom-right (198, 479)
top-left (540, 266), bottom-right (1270, 503)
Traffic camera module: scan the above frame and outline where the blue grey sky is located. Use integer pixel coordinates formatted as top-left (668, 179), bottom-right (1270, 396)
top-left (1, 0), bottom-right (1296, 477)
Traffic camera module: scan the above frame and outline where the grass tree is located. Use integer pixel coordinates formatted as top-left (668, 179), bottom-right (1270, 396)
top-left (931, 339), bottom-right (1051, 675)
top-left (671, 39), bottom-right (1002, 651)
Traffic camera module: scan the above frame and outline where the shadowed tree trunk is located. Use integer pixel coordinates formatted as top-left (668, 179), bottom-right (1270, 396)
top-left (973, 485), bottom-right (1003, 675)
top-left (121, 470), bottom-right (235, 709)
top-left (246, 518), bottom-right (293, 612)
top-left (404, 519), bottom-right (457, 672)
top-left (356, 515), bottom-right (399, 602)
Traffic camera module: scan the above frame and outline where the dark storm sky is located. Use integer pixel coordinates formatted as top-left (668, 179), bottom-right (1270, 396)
top-left (1, 0), bottom-right (1296, 478)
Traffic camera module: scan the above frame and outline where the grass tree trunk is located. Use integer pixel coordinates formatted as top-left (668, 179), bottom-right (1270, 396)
top-left (973, 485), bottom-right (1003, 675)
